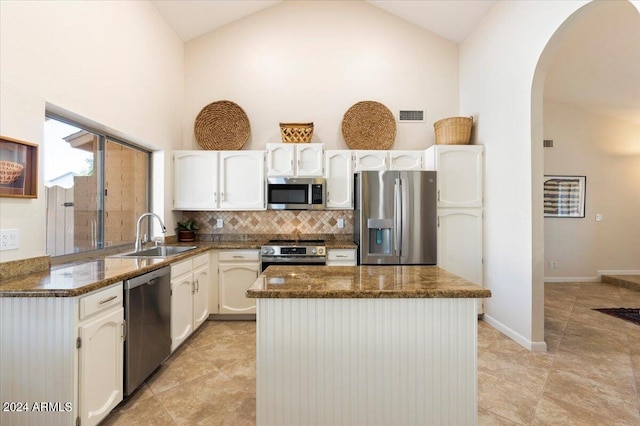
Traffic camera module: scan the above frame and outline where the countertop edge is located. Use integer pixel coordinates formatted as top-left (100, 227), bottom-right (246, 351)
top-left (246, 289), bottom-right (492, 299)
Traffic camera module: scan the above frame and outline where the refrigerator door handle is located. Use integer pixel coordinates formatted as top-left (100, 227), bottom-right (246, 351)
top-left (400, 176), bottom-right (409, 259)
top-left (394, 178), bottom-right (402, 256)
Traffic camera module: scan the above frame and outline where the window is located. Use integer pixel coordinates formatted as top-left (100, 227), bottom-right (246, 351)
top-left (44, 115), bottom-right (150, 257)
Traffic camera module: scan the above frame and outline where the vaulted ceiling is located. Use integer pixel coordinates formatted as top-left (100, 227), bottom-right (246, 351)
top-left (151, 0), bottom-right (640, 124)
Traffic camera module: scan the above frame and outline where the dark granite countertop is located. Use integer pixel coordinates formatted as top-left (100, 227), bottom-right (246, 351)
top-left (247, 265), bottom-right (491, 299)
top-left (0, 239), bottom-right (358, 297)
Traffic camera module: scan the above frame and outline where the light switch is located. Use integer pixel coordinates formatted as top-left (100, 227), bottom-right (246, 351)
top-left (595, 213), bottom-right (604, 222)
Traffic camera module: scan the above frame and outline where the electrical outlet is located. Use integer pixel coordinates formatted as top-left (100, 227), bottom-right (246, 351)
top-left (216, 219), bottom-right (223, 228)
top-left (548, 261), bottom-right (558, 269)
top-left (337, 218), bottom-right (344, 229)
top-left (595, 213), bottom-right (604, 222)
top-left (0, 229), bottom-right (20, 251)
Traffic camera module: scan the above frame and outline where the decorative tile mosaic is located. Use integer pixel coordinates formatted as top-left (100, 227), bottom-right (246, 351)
top-left (182, 210), bottom-right (353, 240)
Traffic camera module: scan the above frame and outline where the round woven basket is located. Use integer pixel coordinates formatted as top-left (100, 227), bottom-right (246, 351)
top-left (0, 161), bottom-right (24, 184)
top-left (434, 116), bottom-right (473, 145)
top-left (341, 101), bottom-right (396, 150)
top-left (194, 100), bottom-right (251, 150)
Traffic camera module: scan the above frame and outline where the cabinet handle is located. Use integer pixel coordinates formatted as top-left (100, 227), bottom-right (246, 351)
top-left (336, 255), bottom-right (347, 258)
top-left (214, 192), bottom-right (218, 203)
top-left (232, 255), bottom-right (244, 259)
top-left (99, 295), bottom-right (117, 305)
top-left (121, 320), bottom-right (126, 341)
top-left (195, 279), bottom-right (199, 292)
top-left (437, 190), bottom-right (440, 202)
top-left (191, 281), bottom-right (196, 294)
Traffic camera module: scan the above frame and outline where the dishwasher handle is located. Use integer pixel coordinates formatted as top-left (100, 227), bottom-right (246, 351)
top-left (124, 266), bottom-right (171, 290)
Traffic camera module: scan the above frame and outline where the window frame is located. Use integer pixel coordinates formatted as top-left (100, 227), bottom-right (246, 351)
top-left (45, 112), bottom-right (152, 259)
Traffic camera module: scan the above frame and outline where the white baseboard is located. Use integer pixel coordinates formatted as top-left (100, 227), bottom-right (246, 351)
top-left (597, 270), bottom-right (640, 278)
top-left (482, 314), bottom-right (548, 353)
top-left (544, 276), bottom-right (599, 283)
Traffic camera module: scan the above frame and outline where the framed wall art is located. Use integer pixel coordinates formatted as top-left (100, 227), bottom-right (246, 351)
top-left (543, 175), bottom-right (586, 218)
top-left (0, 136), bottom-right (38, 198)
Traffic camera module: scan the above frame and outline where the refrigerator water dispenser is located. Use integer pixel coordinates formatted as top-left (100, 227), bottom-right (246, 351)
top-left (367, 218), bottom-right (393, 255)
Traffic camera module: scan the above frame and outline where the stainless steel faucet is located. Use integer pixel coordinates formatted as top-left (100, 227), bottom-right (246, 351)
top-left (135, 213), bottom-right (167, 252)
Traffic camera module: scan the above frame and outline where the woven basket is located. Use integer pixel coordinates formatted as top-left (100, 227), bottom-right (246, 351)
top-left (342, 101), bottom-right (396, 149)
top-left (434, 116), bottom-right (473, 145)
top-left (0, 161), bottom-right (24, 184)
top-left (194, 100), bottom-right (250, 150)
top-left (279, 122), bottom-right (314, 143)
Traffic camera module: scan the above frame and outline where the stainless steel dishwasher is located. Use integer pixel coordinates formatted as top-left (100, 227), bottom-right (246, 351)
top-left (124, 266), bottom-right (171, 396)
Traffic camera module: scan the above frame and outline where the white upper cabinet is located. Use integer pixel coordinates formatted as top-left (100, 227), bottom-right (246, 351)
top-left (173, 151), bottom-right (218, 210)
top-left (325, 150), bottom-right (353, 209)
top-left (266, 143), bottom-right (295, 176)
top-left (173, 150), bottom-right (266, 211)
top-left (389, 150), bottom-right (424, 170)
top-left (296, 144), bottom-right (324, 176)
top-left (425, 145), bottom-right (484, 208)
top-left (219, 151), bottom-right (265, 210)
top-left (353, 150), bottom-right (388, 171)
top-left (267, 143), bottom-right (324, 177)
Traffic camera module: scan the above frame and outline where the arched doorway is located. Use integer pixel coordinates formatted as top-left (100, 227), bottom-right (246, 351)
top-left (531, 0), bottom-right (640, 348)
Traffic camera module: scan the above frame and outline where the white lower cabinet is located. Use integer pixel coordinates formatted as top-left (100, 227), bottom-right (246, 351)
top-left (326, 248), bottom-right (357, 266)
top-left (171, 253), bottom-right (210, 352)
top-left (78, 302), bottom-right (124, 426)
top-left (437, 209), bottom-right (484, 312)
top-left (0, 283), bottom-right (125, 426)
top-left (218, 250), bottom-right (260, 314)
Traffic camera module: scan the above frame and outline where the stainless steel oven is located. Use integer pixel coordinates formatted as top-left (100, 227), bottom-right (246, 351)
top-left (266, 177), bottom-right (325, 210)
top-left (261, 240), bottom-right (326, 271)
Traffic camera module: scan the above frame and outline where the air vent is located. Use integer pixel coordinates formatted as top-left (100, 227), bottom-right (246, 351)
top-left (398, 110), bottom-right (425, 122)
top-left (543, 139), bottom-right (554, 148)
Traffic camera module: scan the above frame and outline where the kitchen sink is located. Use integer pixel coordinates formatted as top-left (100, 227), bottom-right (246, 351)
top-left (110, 245), bottom-right (198, 259)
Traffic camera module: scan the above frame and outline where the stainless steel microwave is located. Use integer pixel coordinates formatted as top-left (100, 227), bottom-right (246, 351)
top-left (267, 177), bottom-right (325, 210)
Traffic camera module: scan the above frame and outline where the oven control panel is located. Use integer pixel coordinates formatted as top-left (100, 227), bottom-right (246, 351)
top-left (261, 245), bottom-right (325, 256)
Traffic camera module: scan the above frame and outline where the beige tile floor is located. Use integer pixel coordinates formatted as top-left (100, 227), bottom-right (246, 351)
top-left (104, 282), bottom-right (640, 425)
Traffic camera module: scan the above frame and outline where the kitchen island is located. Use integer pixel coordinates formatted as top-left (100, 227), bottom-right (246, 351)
top-left (247, 265), bottom-right (490, 426)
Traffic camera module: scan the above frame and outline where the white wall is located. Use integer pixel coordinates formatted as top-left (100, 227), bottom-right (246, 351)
top-left (0, 0), bottom-right (184, 262)
top-left (460, 0), bottom-right (590, 351)
top-left (184, 0), bottom-right (459, 151)
top-left (461, 0), bottom-right (640, 351)
top-left (543, 100), bottom-right (640, 279)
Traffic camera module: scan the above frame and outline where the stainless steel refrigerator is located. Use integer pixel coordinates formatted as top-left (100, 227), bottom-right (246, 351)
top-left (354, 171), bottom-right (437, 265)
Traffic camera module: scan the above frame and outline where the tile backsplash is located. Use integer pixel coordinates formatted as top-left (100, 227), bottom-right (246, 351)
top-left (182, 210), bottom-right (353, 240)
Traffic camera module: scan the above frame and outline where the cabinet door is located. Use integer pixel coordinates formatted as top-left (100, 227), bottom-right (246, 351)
top-left (389, 151), bottom-right (423, 170)
top-left (430, 146), bottom-right (483, 208)
top-left (438, 208), bottom-right (483, 303)
top-left (354, 150), bottom-right (388, 171)
top-left (325, 150), bottom-right (353, 209)
top-left (173, 151), bottom-right (218, 210)
top-left (192, 263), bottom-right (210, 330)
top-left (219, 262), bottom-right (259, 314)
top-left (171, 272), bottom-right (194, 352)
top-left (78, 307), bottom-right (124, 426)
top-left (267, 143), bottom-right (295, 177)
top-left (296, 144), bottom-right (324, 176)
top-left (219, 151), bottom-right (266, 210)
top-left (437, 209), bottom-right (483, 313)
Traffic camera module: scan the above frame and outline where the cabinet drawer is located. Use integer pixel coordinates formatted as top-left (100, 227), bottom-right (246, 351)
top-left (79, 283), bottom-right (123, 320)
top-left (327, 249), bottom-right (356, 261)
top-left (171, 258), bottom-right (193, 277)
top-left (192, 253), bottom-right (210, 269)
top-left (218, 250), bottom-right (260, 262)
